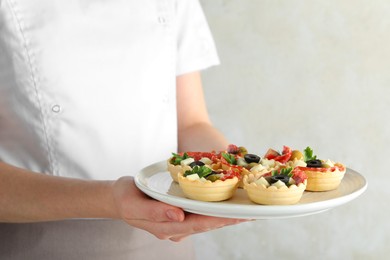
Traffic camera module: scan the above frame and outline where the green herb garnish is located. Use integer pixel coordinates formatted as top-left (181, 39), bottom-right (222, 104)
top-left (222, 152), bottom-right (237, 165)
top-left (303, 147), bottom-right (317, 162)
top-left (183, 165), bottom-right (213, 179)
top-left (271, 167), bottom-right (293, 177)
top-left (171, 152), bottom-right (190, 165)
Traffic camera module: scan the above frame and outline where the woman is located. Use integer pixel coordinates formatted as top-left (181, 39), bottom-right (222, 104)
top-left (0, 0), bottom-right (246, 259)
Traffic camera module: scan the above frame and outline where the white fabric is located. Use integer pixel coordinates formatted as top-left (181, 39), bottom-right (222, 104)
top-left (0, 0), bottom-right (219, 180)
top-left (0, 1), bottom-right (219, 259)
top-left (0, 219), bottom-right (196, 260)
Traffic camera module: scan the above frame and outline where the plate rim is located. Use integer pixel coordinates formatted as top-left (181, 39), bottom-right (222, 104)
top-left (134, 160), bottom-right (368, 219)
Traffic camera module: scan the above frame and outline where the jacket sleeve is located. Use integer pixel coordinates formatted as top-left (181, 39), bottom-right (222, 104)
top-left (175, 0), bottom-right (220, 76)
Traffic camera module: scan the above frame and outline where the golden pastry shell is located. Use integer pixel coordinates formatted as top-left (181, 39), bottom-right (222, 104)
top-left (304, 164), bottom-right (346, 191)
top-left (177, 174), bottom-right (239, 202)
top-left (243, 173), bottom-right (307, 205)
top-left (166, 159), bottom-right (191, 183)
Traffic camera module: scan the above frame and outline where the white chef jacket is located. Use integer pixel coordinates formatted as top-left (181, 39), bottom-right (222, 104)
top-left (0, 0), bottom-right (219, 259)
top-left (0, 0), bottom-right (219, 179)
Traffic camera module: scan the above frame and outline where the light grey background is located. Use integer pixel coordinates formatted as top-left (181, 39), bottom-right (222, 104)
top-left (193, 1), bottom-right (389, 259)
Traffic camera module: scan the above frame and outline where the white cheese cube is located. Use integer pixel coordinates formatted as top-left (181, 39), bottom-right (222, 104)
top-left (237, 157), bottom-right (248, 167)
top-left (200, 157), bottom-right (212, 165)
top-left (322, 159), bottom-right (334, 168)
top-left (186, 174), bottom-right (200, 181)
top-left (272, 180), bottom-right (287, 188)
top-left (181, 158), bottom-right (195, 166)
top-left (254, 177), bottom-right (270, 187)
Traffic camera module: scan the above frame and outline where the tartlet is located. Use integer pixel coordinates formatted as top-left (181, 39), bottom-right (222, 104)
top-left (177, 165), bottom-right (240, 202)
top-left (243, 168), bottom-right (307, 205)
top-left (178, 174), bottom-right (239, 202)
top-left (167, 152), bottom-right (218, 182)
top-left (301, 162), bottom-right (346, 191)
top-left (300, 147), bottom-right (346, 191)
top-left (219, 145), bottom-right (264, 188)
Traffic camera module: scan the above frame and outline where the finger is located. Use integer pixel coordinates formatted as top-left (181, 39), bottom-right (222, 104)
top-left (168, 216), bottom-right (251, 242)
top-left (139, 201), bottom-right (185, 222)
top-left (169, 235), bottom-right (189, 242)
top-left (182, 213), bottom-right (248, 230)
top-left (127, 219), bottom-right (175, 240)
top-left (130, 190), bottom-right (185, 222)
top-left (128, 214), bottom-right (248, 241)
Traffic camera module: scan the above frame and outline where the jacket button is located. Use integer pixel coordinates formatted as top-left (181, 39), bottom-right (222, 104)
top-left (158, 16), bottom-right (166, 24)
top-left (51, 105), bottom-right (61, 113)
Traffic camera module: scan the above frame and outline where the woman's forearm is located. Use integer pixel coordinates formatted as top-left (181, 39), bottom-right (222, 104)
top-left (176, 72), bottom-right (229, 153)
top-left (178, 121), bottom-right (229, 152)
top-left (0, 162), bottom-right (118, 222)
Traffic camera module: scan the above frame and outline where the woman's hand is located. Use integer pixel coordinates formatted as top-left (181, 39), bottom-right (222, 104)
top-left (112, 176), bottom-right (247, 242)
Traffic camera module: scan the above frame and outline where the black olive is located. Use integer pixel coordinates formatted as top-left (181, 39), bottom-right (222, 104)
top-left (270, 174), bottom-right (290, 185)
top-left (189, 161), bottom-right (205, 168)
top-left (306, 159), bottom-right (322, 168)
top-left (244, 154), bottom-right (261, 164)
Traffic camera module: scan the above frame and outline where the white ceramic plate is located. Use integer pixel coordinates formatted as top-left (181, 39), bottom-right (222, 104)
top-left (134, 161), bottom-right (367, 219)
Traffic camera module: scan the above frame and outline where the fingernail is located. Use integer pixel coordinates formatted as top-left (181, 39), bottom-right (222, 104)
top-left (235, 219), bottom-right (255, 224)
top-left (241, 219), bottom-right (256, 222)
top-left (242, 219), bottom-right (256, 222)
top-left (166, 209), bottom-right (179, 221)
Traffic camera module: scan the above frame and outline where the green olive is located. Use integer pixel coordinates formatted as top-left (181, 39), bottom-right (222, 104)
top-left (239, 146), bottom-right (248, 156)
top-left (290, 150), bottom-right (304, 161)
top-left (206, 174), bottom-right (220, 182)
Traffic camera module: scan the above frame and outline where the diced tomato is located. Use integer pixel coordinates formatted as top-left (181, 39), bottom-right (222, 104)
top-left (187, 152), bottom-right (218, 162)
top-left (291, 167), bottom-right (307, 184)
top-left (264, 146), bottom-right (292, 164)
top-left (220, 156), bottom-right (229, 165)
top-left (220, 169), bottom-right (241, 181)
top-left (264, 148), bottom-right (280, 160)
top-left (262, 172), bottom-right (272, 177)
top-left (336, 164), bottom-right (346, 172)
